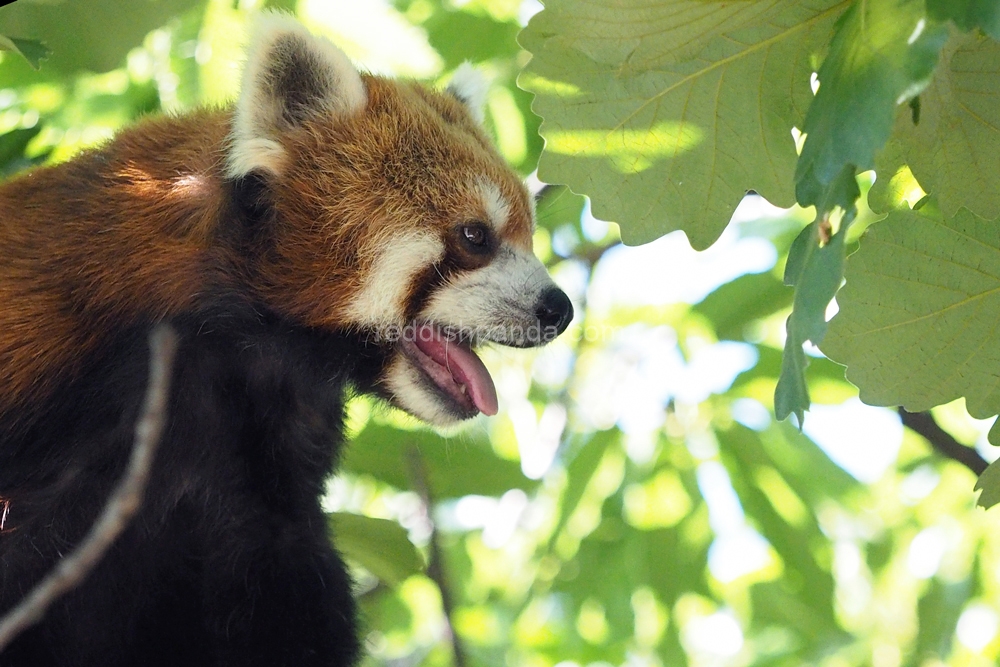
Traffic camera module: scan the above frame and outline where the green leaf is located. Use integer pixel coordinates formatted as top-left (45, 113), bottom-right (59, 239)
top-left (769, 421), bottom-right (861, 502)
top-left (0, 126), bottom-right (43, 177)
top-left (263, 0), bottom-right (299, 12)
top-left (749, 582), bottom-right (851, 654)
top-left (519, 0), bottom-right (844, 249)
top-left (775, 333), bottom-right (811, 424)
top-left (545, 429), bottom-right (615, 553)
top-left (989, 416), bottom-right (1000, 445)
top-left (887, 32), bottom-right (1000, 221)
top-left (914, 575), bottom-right (974, 660)
top-left (975, 459), bottom-right (1000, 508)
top-left (867, 138), bottom-right (917, 214)
top-left (720, 426), bottom-right (852, 657)
top-left (424, 9), bottom-right (521, 68)
top-left (534, 184), bottom-right (587, 235)
top-left (693, 270), bottom-right (793, 341)
top-left (795, 0), bottom-right (948, 206)
top-left (656, 626), bottom-right (690, 667)
top-left (0, 35), bottom-right (50, 69)
top-left (0, 127), bottom-right (39, 164)
top-left (731, 343), bottom-right (849, 394)
top-left (823, 207), bottom-right (1000, 428)
top-left (552, 520), bottom-right (636, 652)
top-left (341, 422), bottom-right (537, 498)
top-left (775, 167), bottom-right (858, 422)
top-left (328, 512), bottom-right (424, 586)
top-left (0, 0), bottom-right (204, 82)
top-left (927, 0), bottom-right (1000, 39)
top-left (720, 426), bottom-right (846, 645)
top-left (358, 587), bottom-right (414, 637)
top-left (554, 500), bottom-right (709, 644)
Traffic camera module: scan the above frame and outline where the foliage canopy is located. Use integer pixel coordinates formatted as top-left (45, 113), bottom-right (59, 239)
top-left (521, 0), bottom-right (1000, 503)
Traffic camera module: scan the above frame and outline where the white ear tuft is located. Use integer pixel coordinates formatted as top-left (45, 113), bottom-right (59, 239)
top-left (227, 12), bottom-right (367, 179)
top-left (447, 62), bottom-right (490, 125)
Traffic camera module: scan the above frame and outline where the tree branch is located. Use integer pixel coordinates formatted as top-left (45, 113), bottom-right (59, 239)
top-left (406, 446), bottom-right (467, 667)
top-left (0, 325), bottom-right (179, 652)
top-left (898, 407), bottom-right (989, 476)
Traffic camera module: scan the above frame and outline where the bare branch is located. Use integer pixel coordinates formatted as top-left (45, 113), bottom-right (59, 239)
top-left (406, 446), bottom-right (467, 667)
top-left (898, 407), bottom-right (989, 476)
top-left (0, 325), bottom-right (179, 652)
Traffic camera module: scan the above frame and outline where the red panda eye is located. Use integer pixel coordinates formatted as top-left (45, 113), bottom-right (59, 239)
top-left (460, 223), bottom-right (490, 250)
top-left (463, 225), bottom-right (485, 245)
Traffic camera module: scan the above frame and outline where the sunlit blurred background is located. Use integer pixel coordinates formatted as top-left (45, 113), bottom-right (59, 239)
top-left (1, 0), bottom-right (999, 665)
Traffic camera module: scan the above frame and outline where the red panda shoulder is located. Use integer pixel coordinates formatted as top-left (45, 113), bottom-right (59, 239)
top-left (0, 110), bottom-right (237, 409)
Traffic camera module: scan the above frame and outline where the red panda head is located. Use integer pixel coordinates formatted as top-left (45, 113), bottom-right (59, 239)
top-left (225, 15), bottom-right (572, 426)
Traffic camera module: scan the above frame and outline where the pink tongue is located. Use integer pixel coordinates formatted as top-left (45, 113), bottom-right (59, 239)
top-left (413, 324), bottom-right (499, 416)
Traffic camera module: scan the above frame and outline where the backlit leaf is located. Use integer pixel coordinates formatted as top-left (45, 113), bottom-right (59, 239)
top-left (424, 9), bottom-right (521, 68)
top-left (775, 167), bottom-right (858, 422)
top-left (342, 422), bottom-right (536, 499)
top-left (867, 138), bottom-right (922, 214)
top-left (693, 270), bottom-right (792, 342)
top-left (888, 32), bottom-right (1000, 220)
top-left (0, 35), bottom-right (50, 69)
top-left (927, 0), bottom-right (1000, 39)
top-left (823, 207), bottom-right (1000, 428)
top-left (519, 0), bottom-right (844, 249)
top-left (0, 126), bottom-right (46, 178)
top-left (546, 430), bottom-right (616, 553)
top-left (329, 512), bottom-right (424, 586)
top-left (0, 0), bottom-right (203, 83)
top-left (976, 459), bottom-right (1000, 508)
top-left (914, 575), bottom-right (973, 659)
top-left (795, 0), bottom-right (948, 206)
top-left (720, 426), bottom-right (846, 647)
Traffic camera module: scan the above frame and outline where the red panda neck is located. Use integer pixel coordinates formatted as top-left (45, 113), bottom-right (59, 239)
top-left (0, 109), bottom-right (237, 408)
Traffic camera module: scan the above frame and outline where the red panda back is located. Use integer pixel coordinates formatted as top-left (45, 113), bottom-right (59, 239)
top-left (0, 111), bottom-right (234, 409)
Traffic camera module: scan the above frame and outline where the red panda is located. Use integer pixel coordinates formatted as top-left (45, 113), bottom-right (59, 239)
top-left (0, 14), bottom-right (571, 667)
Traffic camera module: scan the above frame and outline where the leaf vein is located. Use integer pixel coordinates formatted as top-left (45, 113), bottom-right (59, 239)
top-left (603, 0), bottom-right (850, 138)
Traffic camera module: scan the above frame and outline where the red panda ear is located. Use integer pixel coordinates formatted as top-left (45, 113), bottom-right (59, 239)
top-left (227, 12), bottom-right (367, 179)
top-left (447, 63), bottom-right (489, 125)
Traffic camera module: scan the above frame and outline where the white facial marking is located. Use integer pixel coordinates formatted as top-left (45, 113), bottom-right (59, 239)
top-left (421, 244), bottom-right (557, 345)
top-left (345, 231), bottom-right (444, 331)
top-left (476, 180), bottom-right (511, 232)
top-left (384, 356), bottom-right (458, 426)
top-left (447, 62), bottom-right (489, 125)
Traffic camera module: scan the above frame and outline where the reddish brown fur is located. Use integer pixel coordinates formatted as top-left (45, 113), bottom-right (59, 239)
top-left (0, 111), bottom-right (233, 409)
top-left (260, 76), bottom-right (534, 328)
top-left (0, 75), bottom-right (533, 410)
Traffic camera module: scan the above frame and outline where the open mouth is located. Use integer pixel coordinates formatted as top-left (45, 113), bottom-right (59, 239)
top-left (399, 322), bottom-right (498, 417)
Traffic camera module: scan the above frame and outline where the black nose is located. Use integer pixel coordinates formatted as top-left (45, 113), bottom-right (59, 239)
top-left (535, 287), bottom-right (573, 341)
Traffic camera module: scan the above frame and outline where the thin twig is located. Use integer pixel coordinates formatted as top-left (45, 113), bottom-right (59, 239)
top-left (405, 446), bottom-right (467, 667)
top-left (898, 407), bottom-right (989, 476)
top-left (0, 325), bottom-right (179, 652)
